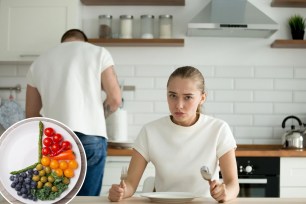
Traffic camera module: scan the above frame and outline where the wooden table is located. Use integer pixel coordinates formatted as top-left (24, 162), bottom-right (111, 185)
top-left (58, 196), bottom-right (306, 204)
top-left (1, 196), bottom-right (306, 204)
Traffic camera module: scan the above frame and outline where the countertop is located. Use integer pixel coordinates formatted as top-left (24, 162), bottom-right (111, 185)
top-left (108, 145), bottom-right (306, 157)
top-left (1, 196), bottom-right (306, 204)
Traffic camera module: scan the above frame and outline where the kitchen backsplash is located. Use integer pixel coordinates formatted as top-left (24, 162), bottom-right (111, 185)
top-left (1, 63), bottom-right (306, 144)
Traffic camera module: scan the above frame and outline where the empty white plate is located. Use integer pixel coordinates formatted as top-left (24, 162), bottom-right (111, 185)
top-left (141, 192), bottom-right (198, 203)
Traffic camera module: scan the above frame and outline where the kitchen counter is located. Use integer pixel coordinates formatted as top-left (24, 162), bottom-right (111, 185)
top-left (108, 145), bottom-right (306, 157)
top-left (1, 196), bottom-right (305, 204)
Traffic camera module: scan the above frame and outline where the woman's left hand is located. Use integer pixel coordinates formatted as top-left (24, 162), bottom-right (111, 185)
top-left (209, 180), bottom-right (227, 203)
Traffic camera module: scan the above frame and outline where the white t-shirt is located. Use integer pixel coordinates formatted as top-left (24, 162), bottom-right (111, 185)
top-left (27, 41), bottom-right (114, 137)
top-left (133, 114), bottom-right (236, 197)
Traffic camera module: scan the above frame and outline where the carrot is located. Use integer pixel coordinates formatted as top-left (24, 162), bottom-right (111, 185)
top-left (50, 149), bottom-right (75, 160)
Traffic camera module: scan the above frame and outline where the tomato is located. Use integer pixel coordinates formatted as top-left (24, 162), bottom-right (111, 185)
top-left (54, 168), bottom-right (63, 177)
top-left (51, 143), bottom-right (61, 152)
top-left (49, 160), bottom-right (59, 169)
top-left (41, 156), bottom-right (51, 166)
top-left (61, 141), bottom-right (71, 150)
top-left (44, 127), bottom-right (55, 137)
top-left (59, 161), bottom-right (68, 170)
top-left (42, 147), bottom-right (51, 156)
top-left (53, 133), bottom-right (63, 143)
top-left (43, 138), bottom-right (53, 147)
top-left (64, 168), bottom-right (74, 178)
top-left (68, 160), bottom-right (78, 169)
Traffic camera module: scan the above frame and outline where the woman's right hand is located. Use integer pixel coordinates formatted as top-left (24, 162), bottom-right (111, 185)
top-left (108, 180), bottom-right (127, 202)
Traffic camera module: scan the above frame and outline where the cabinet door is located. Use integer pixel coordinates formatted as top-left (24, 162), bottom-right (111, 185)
top-left (280, 157), bottom-right (306, 187)
top-left (280, 157), bottom-right (306, 198)
top-left (280, 187), bottom-right (306, 198)
top-left (101, 156), bottom-right (155, 195)
top-left (0, 0), bottom-right (79, 61)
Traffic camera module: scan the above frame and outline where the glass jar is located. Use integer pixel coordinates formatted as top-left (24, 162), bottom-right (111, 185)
top-left (140, 15), bottom-right (154, 39)
top-left (99, 15), bottom-right (112, 39)
top-left (159, 15), bottom-right (173, 39)
top-left (120, 15), bottom-right (134, 39)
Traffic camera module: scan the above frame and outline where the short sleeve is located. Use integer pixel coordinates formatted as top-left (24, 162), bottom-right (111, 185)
top-left (216, 122), bottom-right (237, 158)
top-left (133, 126), bottom-right (150, 162)
top-left (100, 47), bottom-right (114, 71)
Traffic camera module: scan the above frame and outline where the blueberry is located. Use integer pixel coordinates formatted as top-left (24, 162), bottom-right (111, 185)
top-left (17, 191), bottom-right (22, 196)
top-left (10, 175), bottom-right (15, 181)
top-left (21, 172), bottom-right (27, 178)
top-left (22, 194), bottom-right (27, 199)
top-left (13, 179), bottom-right (19, 185)
top-left (24, 178), bottom-right (31, 184)
top-left (30, 182), bottom-right (36, 189)
top-left (15, 184), bottom-right (22, 191)
top-left (28, 194), bottom-right (33, 200)
top-left (21, 188), bottom-right (27, 194)
top-left (33, 196), bottom-right (37, 201)
top-left (18, 177), bottom-right (24, 182)
top-left (33, 170), bottom-right (39, 175)
top-left (10, 183), bottom-right (16, 188)
top-left (27, 169), bottom-right (33, 174)
top-left (25, 184), bottom-right (30, 190)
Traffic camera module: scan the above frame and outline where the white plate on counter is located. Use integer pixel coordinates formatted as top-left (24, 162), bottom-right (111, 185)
top-left (140, 192), bottom-right (198, 203)
top-left (108, 140), bottom-right (134, 149)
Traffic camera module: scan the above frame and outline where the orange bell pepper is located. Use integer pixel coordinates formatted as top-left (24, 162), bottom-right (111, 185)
top-left (50, 149), bottom-right (75, 160)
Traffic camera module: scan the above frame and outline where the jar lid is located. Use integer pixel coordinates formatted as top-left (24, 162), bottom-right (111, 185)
top-left (159, 14), bottom-right (173, 19)
top-left (120, 15), bottom-right (134, 19)
top-left (99, 15), bottom-right (112, 19)
top-left (140, 15), bottom-right (155, 19)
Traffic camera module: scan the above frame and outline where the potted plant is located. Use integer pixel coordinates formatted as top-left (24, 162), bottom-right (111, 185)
top-left (288, 14), bottom-right (306, 40)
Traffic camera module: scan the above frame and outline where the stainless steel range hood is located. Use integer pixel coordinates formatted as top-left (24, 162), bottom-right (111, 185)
top-left (187, 0), bottom-right (279, 38)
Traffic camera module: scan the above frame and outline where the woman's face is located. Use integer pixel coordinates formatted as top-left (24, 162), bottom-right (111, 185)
top-left (167, 77), bottom-right (206, 126)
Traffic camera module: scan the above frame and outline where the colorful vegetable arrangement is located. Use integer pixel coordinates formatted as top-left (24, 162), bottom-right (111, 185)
top-left (9, 121), bottom-right (79, 201)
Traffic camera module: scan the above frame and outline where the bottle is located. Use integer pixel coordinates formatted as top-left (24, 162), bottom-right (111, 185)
top-left (140, 15), bottom-right (154, 39)
top-left (99, 15), bottom-right (112, 39)
top-left (159, 15), bottom-right (173, 39)
top-left (120, 15), bottom-right (134, 39)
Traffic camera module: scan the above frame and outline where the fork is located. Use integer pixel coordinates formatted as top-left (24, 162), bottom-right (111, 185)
top-left (120, 166), bottom-right (128, 182)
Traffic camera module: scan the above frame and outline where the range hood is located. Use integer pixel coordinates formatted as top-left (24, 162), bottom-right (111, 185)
top-left (187, 0), bottom-right (279, 38)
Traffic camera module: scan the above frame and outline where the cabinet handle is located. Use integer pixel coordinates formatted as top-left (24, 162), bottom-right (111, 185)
top-left (19, 54), bottom-right (40, 57)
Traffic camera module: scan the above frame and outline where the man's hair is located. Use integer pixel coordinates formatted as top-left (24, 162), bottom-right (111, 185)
top-left (61, 29), bottom-right (88, 42)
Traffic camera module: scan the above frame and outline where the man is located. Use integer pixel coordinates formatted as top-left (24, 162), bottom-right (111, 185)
top-left (26, 29), bottom-right (122, 196)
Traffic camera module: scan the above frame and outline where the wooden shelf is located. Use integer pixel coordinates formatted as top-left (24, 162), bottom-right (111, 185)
top-left (81, 0), bottom-right (185, 6)
top-left (271, 39), bottom-right (306, 48)
top-left (271, 0), bottom-right (306, 7)
top-left (88, 38), bottom-right (184, 47)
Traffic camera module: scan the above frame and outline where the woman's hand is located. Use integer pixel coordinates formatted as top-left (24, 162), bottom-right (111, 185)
top-left (209, 180), bottom-right (227, 203)
top-left (108, 180), bottom-right (127, 202)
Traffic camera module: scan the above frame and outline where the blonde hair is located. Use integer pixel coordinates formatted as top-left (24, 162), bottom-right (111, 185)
top-left (167, 66), bottom-right (205, 113)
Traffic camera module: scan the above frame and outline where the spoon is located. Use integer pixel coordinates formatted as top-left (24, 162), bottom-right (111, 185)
top-left (200, 166), bottom-right (212, 181)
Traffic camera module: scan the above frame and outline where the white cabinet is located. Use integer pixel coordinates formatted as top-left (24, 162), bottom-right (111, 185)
top-left (0, 0), bottom-right (79, 61)
top-left (101, 156), bottom-right (155, 195)
top-left (280, 157), bottom-right (306, 198)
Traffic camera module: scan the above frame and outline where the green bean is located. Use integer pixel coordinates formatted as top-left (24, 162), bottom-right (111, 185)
top-left (10, 162), bottom-right (39, 175)
top-left (38, 121), bottom-right (44, 162)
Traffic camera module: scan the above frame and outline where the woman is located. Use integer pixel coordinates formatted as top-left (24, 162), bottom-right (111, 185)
top-left (108, 66), bottom-right (239, 202)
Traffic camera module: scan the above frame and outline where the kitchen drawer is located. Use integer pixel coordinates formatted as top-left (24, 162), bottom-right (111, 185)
top-left (280, 187), bottom-right (306, 198)
top-left (280, 157), bottom-right (306, 187)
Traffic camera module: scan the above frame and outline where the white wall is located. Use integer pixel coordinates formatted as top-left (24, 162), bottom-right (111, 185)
top-left (1, 0), bottom-right (306, 144)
